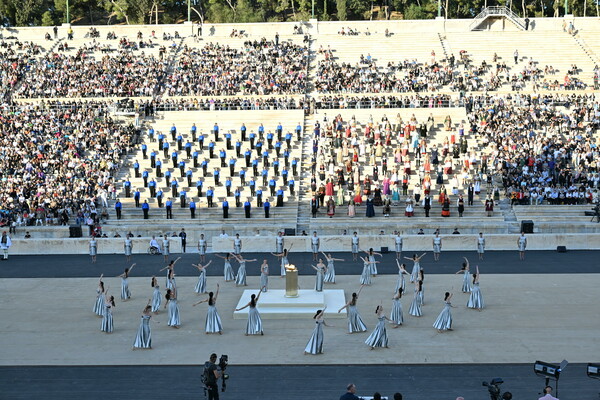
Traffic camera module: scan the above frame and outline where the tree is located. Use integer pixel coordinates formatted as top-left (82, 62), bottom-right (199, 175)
top-left (336, 0), bottom-right (347, 20)
top-left (41, 10), bottom-right (56, 25)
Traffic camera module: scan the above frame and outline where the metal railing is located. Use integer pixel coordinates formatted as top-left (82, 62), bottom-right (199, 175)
top-left (469, 6), bottom-right (526, 31)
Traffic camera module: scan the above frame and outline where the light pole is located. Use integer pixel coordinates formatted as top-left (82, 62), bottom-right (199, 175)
top-left (311, 0), bottom-right (315, 18)
top-left (66, 0), bottom-right (70, 24)
top-left (438, 0), bottom-right (441, 17)
top-left (188, 0), bottom-right (191, 22)
top-left (564, 0), bottom-right (568, 15)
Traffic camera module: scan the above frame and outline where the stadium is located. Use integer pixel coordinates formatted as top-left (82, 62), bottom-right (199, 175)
top-left (0, 3), bottom-right (599, 399)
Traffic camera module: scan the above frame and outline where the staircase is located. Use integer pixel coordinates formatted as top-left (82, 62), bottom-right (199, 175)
top-left (571, 33), bottom-right (600, 65)
top-left (469, 6), bottom-right (526, 31)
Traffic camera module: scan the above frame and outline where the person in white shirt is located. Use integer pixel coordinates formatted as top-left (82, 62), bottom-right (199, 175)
top-left (538, 385), bottom-right (559, 400)
top-left (149, 236), bottom-right (161, 254)
top-left (219, 229), bottom-right (229, 238)
top-left (1, 231), bottom-right (12, 260)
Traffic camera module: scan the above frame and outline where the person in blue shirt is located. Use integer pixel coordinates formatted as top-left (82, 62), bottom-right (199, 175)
top-left (267, 132), bottom-right (274, 149)
top-left (249, 178), bottom-right (256, 196)
top-left (274, 141), bottom-right (282, 157)
top-left (150, 151), bottom-right (156, 168)
top-left (257, 123), bottom-right (265, 140)
top-left (234, 187), bottom-right (241, 207)
top-left (240, 123), bottom-right (247, 141)
top-left (134, 188), bottom-right (141, 207)
top-left (282, 168), bottom-right (289, 185)
top-left (193, 150), bottom-right (199, 167)
top-left (262, 149), bottom-right (270, 167)
top-left (276, 122), bottom-right (283, 141)
top-left (235, 140), bottom-right (242, 158)
top-left (155, 159), bottom-right (162, 177)
top-left (189, 198), bottom-right (196, 218)
top-left (124, 179), bottom-right (132, 197)
top-left (219, 149), bottom-right (226, 167)
top-left (157, 133), bottom-right (164, 149)
top-left (208, 141), bottom-right (215, 158)
top-left (156, 190), bottom-right (164, 208)
top-left (179, 188), bottom-right (187, 208)
top-left (269, 178), bottom-right (277, 196)
top-left (186, 168), bottom-right (193, 187)
top-left (148, 126), bottom-right (155, 142)
top-left (171, 179), bottom-right (178, 197)
top-left (142, 200), bottom-right (150, 219)
top-left (229, 157), bottom-right (236, 176)
top-left (142, 169), bottom-right (149, 187)
top-left (239, 168), bottom-right (246, 185)
top-left (249, 131), bottom-right (256, 149)
top-left (225, 132), bottom-right (232, 150)
top-left (252, 158), bottom-right (259, 177)
top-left (198, 133), bottom-right (205, 151)
top-left (170, 124), bottom-right (177, 141)
top-left (115, 198), bottom-right (122, 219)
top-left (176, 134), bottom-right (183, 150)
top-left (273, 158), bottom-right (280, 176)
top-left (255, 140), bottom-right (263, 157)
top-left (285, 132), bottom-right (292, 148)
top-left (213, 168), bottom-right (220, 186)
top-left (288, 179), bottom-right (295, 196)
top-left (185, 141), bottom-right (192, 158)
top-left (244, 149), bottom-right (252, 167)
top-left (165, 198), bottom-right (173, 219)
top-left (164, 169), bottom-right (172, 183)
top-left (190, 123), bottom-right (197, 141)
top-left (225, 178), bottom-right (232, 196)
top-left (256, 189), bottom-right (263, 207)
top-left (163, 141), bottom-right (170, 158)
top-left (213, 123), bottom-right (219, 141)
top-left (292, 157), bottom-right (298, 176)
top-left (264, 199), bottom-right (270, 218)
top-left (244, 198), bottom-right (251, 218)
top-left (296, 123), bottom-right (302, 141)
top-left (201, 159), bottom-right (208, 177)
top-left (262, 168), bottom-right (269, 186)
top-left (179, 160), bottom-right (186, 177)
top-left (222, 199), bottom-right (229, 218)
top-left (196, 179), bottom-right (204, 197)
top-left (276, 187), bottom-right (284, 207)
top-left (149, 179), bottom-right (157, 197)
top-left (171, 150), bottom-right (178, 168)
top-left (206, 187), bottom-right (214, 207)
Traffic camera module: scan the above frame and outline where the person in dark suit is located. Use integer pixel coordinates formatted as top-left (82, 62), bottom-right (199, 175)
top-left (311, 196), bottom-right (319, 218)
top-left (467, 184), bottom-right (474, 206)
top-left (423, 195), bottom-right (431, 217)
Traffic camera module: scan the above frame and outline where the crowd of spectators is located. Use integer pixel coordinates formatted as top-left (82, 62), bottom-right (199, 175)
top-left (0, 103), bottom-right (137, 228)
top-left (164, 39), bottom-right (308, 96)
top-left (0, 40), bottom-right (42, 102)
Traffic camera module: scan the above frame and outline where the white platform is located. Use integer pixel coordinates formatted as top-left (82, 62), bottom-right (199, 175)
top-left (233, 289), bottom-right (347, 320)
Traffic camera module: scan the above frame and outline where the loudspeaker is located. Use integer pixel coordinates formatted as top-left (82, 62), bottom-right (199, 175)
top-left (557, 246), bottom-right (567, 253)
top-left (381, 246), bottom-right (389, 254)
top-left (284, 228), bottom-right (296, 236)
top-left (69, 225), bottom-right (83, 238)
top-left (521, 220), bottom-right (534, 234)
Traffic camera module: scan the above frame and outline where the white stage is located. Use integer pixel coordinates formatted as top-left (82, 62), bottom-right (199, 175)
top-left (233, 289), bottom-right (348, 319)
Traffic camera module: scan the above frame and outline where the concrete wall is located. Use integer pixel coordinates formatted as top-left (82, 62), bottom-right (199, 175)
top-left (6, 233), bottom-right (600, 255)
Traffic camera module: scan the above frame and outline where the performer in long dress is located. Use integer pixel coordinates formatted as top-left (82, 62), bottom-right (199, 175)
top-left (124, 237), bottom-right (133, 262)
top-left (311, 259), bottom-right (327, 292)
top-left (390, 288), bottom-right (404, 328)
top-left (198, 233), bottom-right (208, 263)
top-left (310, 231), bottom-right (320, 261)
top-left (260, 260), bottom-right (269, 292)
top-left (93, 274), bottom-right (105, 316)
top-left (193, 260), bottom-right (212, 294)
top-left (405, 253), bottom-right (426, 283)
top-left (101, 293), bottom-right (115, 333)
top-left (433, 292), bottom-right (454, 332)
top-left (235, 288), bottom-right (265, 335)
top-left (193, 284), bottom-right (222, 334)
top-left (118, 263), bottom-right (136, 301)
top-left (394, 233), bottom-right (403, 259)
top-left (467, 265), bottom-right (484, 311)
top-left (133, 302), bottom-right (152, 349)
top-left (275, 231), bottom-right (284, 254)
top-left (151, 276), bottom-right (161, 313)
top-left (476, 232), bottom-right (485, 260)
top-left (322, 252), bottom-right (344, 284)
top-left (164, 288), bottom-right (180, 328)
top-left (365, 305), bottom-right (390, 350)
top-left (351, 232), bottom-right (360, 261)
top-left (408, 280), bottom-right (423, 317)
top-left (455, 257), bottom-right (471, 293)
top-left (271, 246), bottom-right (292, 277)
top-left (232, 254), bottom-right (256, 287)
top-left (159, 257), bottom-right (182, 290)
top-left (233, 233), bottom-right (242, 255)
top-left (214, 253), bottom-right (235, 282)
top-left (359, 256), bottom-right (373, 285)
top-left (363, 248), bottom-right (382, 277)
top-left (162, 235), bottom-right (171, 263)
top-left (304, 308), bottom-right (329, 355)
top-left (89, 237), bottom-right (97, 263)
top-left (337, 285), bottom-right (367, 333)
top-left (418, 269), bottom-right (425, 305)
top-left (517, 232), bottom-right (527, 261)
top-left (394, 260), bottom-right (409, 294)
top-left (432, 232), bottom-right (442, 261)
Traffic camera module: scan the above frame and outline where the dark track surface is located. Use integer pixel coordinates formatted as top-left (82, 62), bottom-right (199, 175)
top-left (1, 250), bottom-right (598, 279)
top-left (1, 364), bottom-right (597, 400)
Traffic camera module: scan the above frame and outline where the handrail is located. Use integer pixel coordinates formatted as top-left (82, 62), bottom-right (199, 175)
top-left (469, 6), bottom-right (526, 31)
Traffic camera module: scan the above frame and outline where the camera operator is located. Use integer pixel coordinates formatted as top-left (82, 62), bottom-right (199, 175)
top-left (204, 353), bottom-right (221, 400)
top-left (538, 386), bottom-right (559, 400)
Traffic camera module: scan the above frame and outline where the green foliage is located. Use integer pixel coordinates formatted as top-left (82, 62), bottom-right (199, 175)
top-left (41, 10), bottom-right (56, 25)
top-left (336, 0), bottom-right (347, 20)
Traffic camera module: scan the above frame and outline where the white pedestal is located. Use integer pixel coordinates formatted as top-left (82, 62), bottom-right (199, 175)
top-left (233, 289), bottom-right (347, 319)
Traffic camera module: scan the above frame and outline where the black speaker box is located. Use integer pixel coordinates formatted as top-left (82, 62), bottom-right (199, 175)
top-left (284, 228), bottom-right (296, 236)
top-left (557, 246), bottom-right (567, 253)
top-left (381, 246), bottom-right (389, 253)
